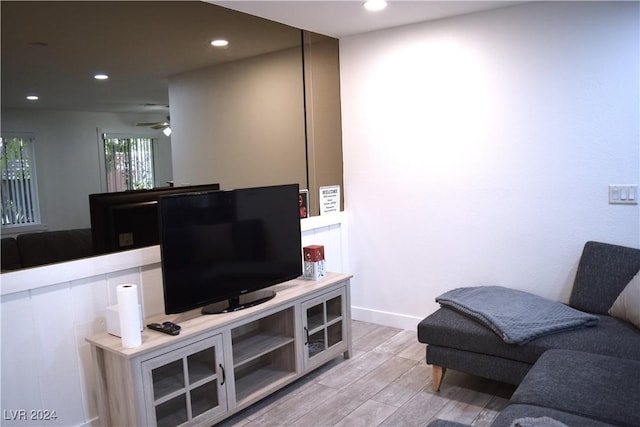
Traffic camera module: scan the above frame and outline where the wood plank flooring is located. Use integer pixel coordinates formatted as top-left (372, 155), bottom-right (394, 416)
top-left (216, 320), bottom-right (516, 427)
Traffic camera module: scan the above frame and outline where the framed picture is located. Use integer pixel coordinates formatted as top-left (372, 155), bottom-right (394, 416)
top-left (299, 189), bottom-right (309, 219)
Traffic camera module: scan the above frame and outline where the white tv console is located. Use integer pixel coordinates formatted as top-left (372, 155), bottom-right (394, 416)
top-left (86, 272), bottom-right (352, 427)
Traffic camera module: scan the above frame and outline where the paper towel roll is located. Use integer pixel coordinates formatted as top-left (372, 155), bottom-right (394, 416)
top-left (116, 284), bottom-right (142, 348)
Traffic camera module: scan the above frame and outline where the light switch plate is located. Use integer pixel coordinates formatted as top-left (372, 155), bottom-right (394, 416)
top-left (609, 185), bottom-right (638, 204)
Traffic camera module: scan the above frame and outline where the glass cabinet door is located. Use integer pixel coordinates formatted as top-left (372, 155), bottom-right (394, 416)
top-left (142, 335), bottom-right (227, 427)
top-left (302, 288), bottom-right (346, 367)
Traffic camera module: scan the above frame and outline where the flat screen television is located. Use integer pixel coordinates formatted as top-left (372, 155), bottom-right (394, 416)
top-left (89, 183), bottom-right (220, 255)
top-left (158, 184), bottom-right (302, 314)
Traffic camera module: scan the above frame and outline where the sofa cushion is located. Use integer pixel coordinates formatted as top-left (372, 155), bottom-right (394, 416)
top-left (511, 350), bottom-right (640, 427)
top-left (1, 237), bottom-right (22, 271)
top-left (418, 307), bottom-right (640, 364)
top-left (570, 241), bottom-right (640, 314)
top-left (17, 228), bottom-right (93, 268)
top-left (492, 404), bottom-right (614, 427)
top-left (608, 272), bottom-right (640, 329)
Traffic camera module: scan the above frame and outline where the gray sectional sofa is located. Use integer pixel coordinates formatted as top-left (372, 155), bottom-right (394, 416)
top-left (429, 348), bottom-right (640, 427)
top-left (1, 228), bottom-right (93, 271)
top-left (418, 241), bottom-right (640, 426)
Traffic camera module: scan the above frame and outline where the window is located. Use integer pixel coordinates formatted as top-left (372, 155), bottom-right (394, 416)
top-left (0, 134), bottom-right (41, 227)
top-left (103, 135), bottom-right (156, 192)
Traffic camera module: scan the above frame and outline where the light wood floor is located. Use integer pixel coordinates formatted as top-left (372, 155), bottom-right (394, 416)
top-left (216, 320), bottom-right (516, 427)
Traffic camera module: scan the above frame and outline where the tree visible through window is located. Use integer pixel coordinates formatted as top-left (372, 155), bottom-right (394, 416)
top-left (103, 136), bottom-right (156, 192)
top-left (0, 135), bottom-right (41, 227)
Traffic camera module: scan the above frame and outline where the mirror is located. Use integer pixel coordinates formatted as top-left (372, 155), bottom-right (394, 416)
top-left (1, 2), bottom-right (342, 265)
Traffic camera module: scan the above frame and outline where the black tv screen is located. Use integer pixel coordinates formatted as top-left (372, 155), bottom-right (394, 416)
top-left (89, 183), bottom-right (220, 255)
top-left (158, 184), bottom-right (302, 314)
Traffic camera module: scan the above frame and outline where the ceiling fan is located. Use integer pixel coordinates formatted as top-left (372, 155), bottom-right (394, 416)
top-left (137, 116), bottom-right (171, 135)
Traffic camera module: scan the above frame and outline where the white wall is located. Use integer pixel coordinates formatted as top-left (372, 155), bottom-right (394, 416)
top-left (340, 2), bottom-right (640, 329)
top-left (1, 109), bottom-right (172, 234)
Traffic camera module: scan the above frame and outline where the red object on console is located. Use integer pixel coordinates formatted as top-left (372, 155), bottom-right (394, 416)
top-left (303, 245), bottom-right (325, 262)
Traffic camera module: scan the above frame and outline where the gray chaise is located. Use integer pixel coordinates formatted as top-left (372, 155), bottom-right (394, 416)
top-left (418, 241), bottom-right (640, 391)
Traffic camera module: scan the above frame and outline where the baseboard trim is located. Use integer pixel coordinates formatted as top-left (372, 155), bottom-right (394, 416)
top-left (351, 306), bottom-right (422, 330)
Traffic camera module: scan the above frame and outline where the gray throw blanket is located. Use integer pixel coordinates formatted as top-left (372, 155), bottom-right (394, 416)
top-left (436, 286), bottom-right (599, 345)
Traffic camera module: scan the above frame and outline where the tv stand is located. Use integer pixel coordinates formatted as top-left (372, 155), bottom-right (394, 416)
top-left (201, 289), bottom-right (276, 314)
top-left (86, 272), bottom-right (352, 427)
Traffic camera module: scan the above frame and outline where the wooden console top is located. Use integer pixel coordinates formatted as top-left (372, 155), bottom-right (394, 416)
top-left (86, 272), bottom-right (352, 359)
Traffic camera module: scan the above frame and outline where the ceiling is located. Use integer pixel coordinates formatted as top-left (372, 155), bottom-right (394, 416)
top-left (1, 1), bottom-right (523, 115)
top-left (211, 1), bottom-right (524, 38)
top-left (0, 1), bottom-right (300, 113)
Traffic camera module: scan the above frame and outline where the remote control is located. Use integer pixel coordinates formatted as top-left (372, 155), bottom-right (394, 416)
top-left (162, 321), bottom-right (181, 331)
top-left (147, 322), bottom-right (181, 336)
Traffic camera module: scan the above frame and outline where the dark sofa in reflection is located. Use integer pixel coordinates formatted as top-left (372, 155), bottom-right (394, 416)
top-left (1, 228), bottom-right (93, 271)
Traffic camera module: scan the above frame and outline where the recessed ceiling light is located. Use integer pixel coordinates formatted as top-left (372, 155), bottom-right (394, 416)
top-left (94, 74), bottom-right (109, 80)
top-left (26, 95), bottom-right (39, 101)
top-left (364, 0), bottom-right (387, 11)
top-left (210, 39), bottom-right (229, 47)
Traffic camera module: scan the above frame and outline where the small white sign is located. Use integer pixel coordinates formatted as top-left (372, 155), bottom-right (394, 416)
top-left (319, 185), bottom-right (341, 215)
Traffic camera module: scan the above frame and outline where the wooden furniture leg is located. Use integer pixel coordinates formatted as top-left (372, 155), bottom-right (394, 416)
top-left (432, 365), bottom-right (446, 392)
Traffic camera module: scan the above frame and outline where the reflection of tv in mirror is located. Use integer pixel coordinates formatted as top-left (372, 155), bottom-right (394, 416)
top-left (158, 184), bottom-right (303, 315)
top-left (89, 183), bottom-right (220, 255)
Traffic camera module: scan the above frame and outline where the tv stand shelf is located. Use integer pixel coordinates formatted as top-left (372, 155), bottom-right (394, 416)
top-left (86, 272), bottom-right (352, 427)
top-left (232, 333), bottom-right (294, 366)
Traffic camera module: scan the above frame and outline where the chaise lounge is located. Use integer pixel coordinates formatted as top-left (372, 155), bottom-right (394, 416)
top-left (418, 240), bottom-right (640, 392)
